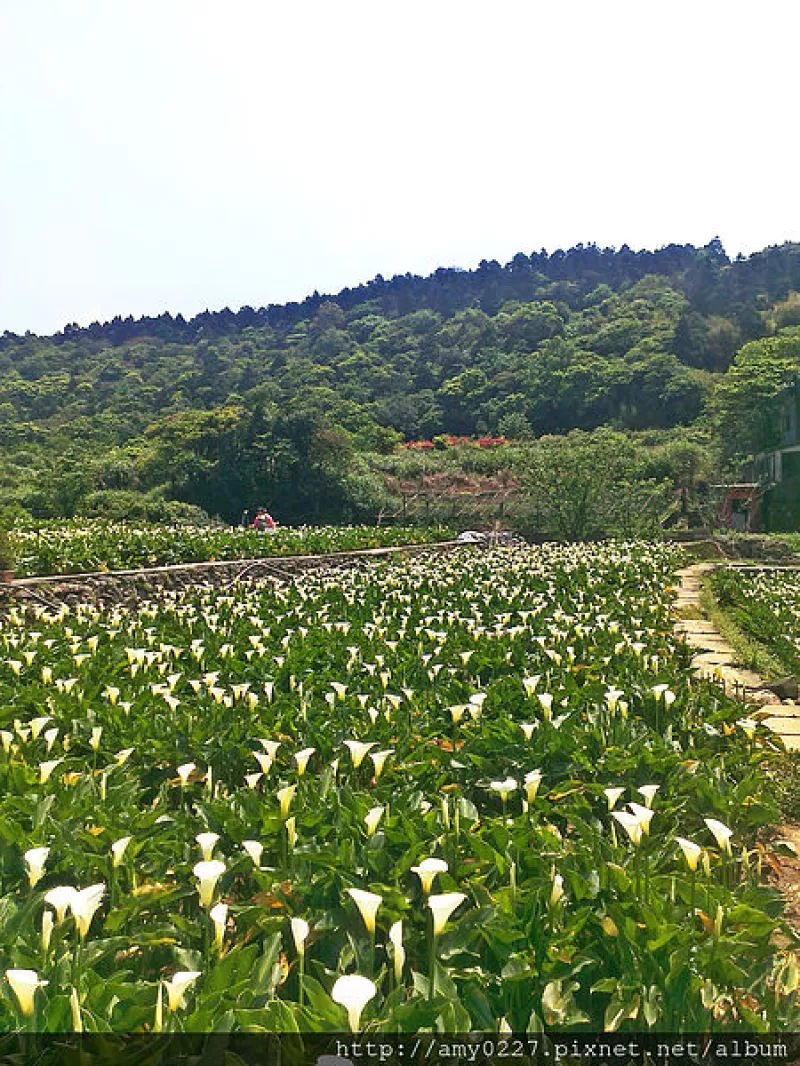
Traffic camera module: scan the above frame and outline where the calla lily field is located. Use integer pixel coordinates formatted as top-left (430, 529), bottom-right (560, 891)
top-left (709, 567), bottom-right (800, 678)
top-left (8, 523), bottom-right (453, 579)
top-left (0, 542), bottom-right (796, 1033)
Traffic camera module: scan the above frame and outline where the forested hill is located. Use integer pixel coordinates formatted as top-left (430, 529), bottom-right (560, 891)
top-left (2, 239), bottom-right (800, 522)
top-left (6, 238), bottom-right (800, 347)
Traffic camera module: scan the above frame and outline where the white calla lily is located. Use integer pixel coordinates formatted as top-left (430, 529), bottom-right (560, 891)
top-left (364, 807), bottom-right (384, 837)
top-left (612, 810), bottom-right (642, 846)
top-left (111, 836), bottom-right (132, 867)
top-left (164, 970), bottom-right (201, 1012)
top-left (195, 832), bottom-right (219, 861)
top-left (193, 860), bottom-right (226, 908)
top-left (343, 740), bottom-right (376, 768)
top-left (69, 884), bottom-right (106, 939)
top-left (389, 920), bottom-right (405, 982)
top-left (44, 885), bottom-right (78, 923)
top-left (5, 969), bottom-right (48, 1017)
top-left (410, 857), bottom-right (448, 895)
top-left (675, 836), bottom-right (703, 872)
top-left (428, 891), bottom-right (467, 936)
top-left (23, 846), bottom-right (50, 888)
top-left (347, 888), bottom-right (382, 934)
top-left (704, 817), bottom-right (734, 855)
top-left (209, 902), bottom-right (228, 949)
top-left (331, 973), bottom-right (376, 1033)
top-left (242, 840), bottom-right (263, 867)
top-left (290, 916), bottom-right (310, 955)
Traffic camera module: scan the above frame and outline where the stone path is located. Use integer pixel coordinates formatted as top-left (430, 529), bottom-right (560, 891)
top-left (673, 563), bottom-right (800, 750)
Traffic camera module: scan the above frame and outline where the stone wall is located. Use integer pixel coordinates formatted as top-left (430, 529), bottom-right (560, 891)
top-left (0, 541), bottom-right (466, 610)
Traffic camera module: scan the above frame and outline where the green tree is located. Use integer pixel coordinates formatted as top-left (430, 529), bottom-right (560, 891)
top-left (710, 333), bottom-right (800, 458)
top-left (522, 429), bottom-right (672, 540)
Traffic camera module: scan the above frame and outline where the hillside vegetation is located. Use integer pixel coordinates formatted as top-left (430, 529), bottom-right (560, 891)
top-left (2, 239), bottom-right (800, 525)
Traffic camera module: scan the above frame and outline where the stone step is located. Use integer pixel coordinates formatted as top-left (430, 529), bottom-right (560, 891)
top-left (758, 704), bottom-right (800, 716)
top-left (692, 651), bottom-right (736, 667)
top-left (764, 717), bottom-right (800, 735)
top-left (684, 636), bottom-right (734, 652)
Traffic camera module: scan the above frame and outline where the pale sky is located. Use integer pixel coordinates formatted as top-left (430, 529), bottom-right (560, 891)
top-left (1, 0), bottom-right (798, 336)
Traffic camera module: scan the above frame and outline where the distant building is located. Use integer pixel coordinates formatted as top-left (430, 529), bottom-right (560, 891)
top-left (717, 483), bottom-right (763, 532)
top-left (753, 380), bottom-right (800, 530)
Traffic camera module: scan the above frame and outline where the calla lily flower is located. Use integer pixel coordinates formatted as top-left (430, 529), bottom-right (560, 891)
top-left (30, 716), bottom-right (51, 740)
top-left (193, 860), bottom-right (226, 908)
top-left (70, 985), bottom-right (82, 1032)
top-left (343, 740), bottom-right (376, 768)
top-left (290, 916), bottom-right (310, 955)
top-left (675, 836), bottom-right (703, 871)
top-left (605, 687), bottom-right (625, 710)
top-left (242, 840), bottom-right (263, 867)
top-left (628, 802), bottom-right (655, 835)
top-left (538, 693), bottom-right (554, 719)
top-left (550, 873), bottom-right (565, 907)
top-left (389, 920), bottom-right (405, 982)
top-left (44, 885), bottom-right (78, 922)
top-left (24, 846), bottom-right (50, 888)
top-left (196, 832), bottom-right (219, 861)
top-left (41, 910), bottom-right (53, 952)
top-left (294, 747), bottom-right (315, 775)
top-left (519, 723), bottom-right (537, 741)
top-left (89, 727), bottom-right (103, 752)
top-left (165, 971), bottom-right (201, 1012)
top-left (364, 807), bottom-right (384, 837)
top-left (428, 891), bottom-right (467, 936)
top-left (111, 836), bottom-right (132, 867)
top-left (369, 749), bottom-right (393, 778)
top-left (331, 973), bottom-right (376, 1033)
top-left (524, 770), bottom-right (543, 802)
top-left (637, 785), bottom-right (660, 808)
top-left (286, 816), bottom-right (297, 849)
top-left (737, 718), bottom-right (758, 740)
top-left (347, 888), bottom-right (382, 934)
top-left (704, 817), bottom-right (734, 855)
top-left (522, 675), bottom-right (541, 697)
top-left (604, 787), bottom-right (625, 811)
top-left (69, 884), bottom-right (106, 939)
top-left (253, 751), bottom-right (273, 774)
top-left (277, 784), bottom-right (297, 818)
top-left (612, 811), bottom-right (642, 846)
top-left (38, 759), bottom-right (62, 784)
top-left (209, 902), bottom-right (228, 949)
top-left (489, 778), bottom-right (517, 802)
top-left (176, 763), bottom-right (196, 786)
top-left (5, 969), bottom-right (48, 1017)
top-left (411, 857), bottom-right (448, 895)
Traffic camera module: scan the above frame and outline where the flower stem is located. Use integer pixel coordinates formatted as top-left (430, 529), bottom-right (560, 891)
top-left (428, 927), bottom-right (437, 1002)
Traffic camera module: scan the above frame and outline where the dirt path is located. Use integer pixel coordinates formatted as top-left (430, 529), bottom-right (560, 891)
top-left (673, 563), bottom-right (800, 749)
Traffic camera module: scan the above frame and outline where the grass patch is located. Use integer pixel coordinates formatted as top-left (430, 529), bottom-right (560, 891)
top-left (672, 603), bottom-right (706, 621)
top-left (766, 751), bottom-right (800, 824)
top-left (699, 585), bottom-right (785, 680)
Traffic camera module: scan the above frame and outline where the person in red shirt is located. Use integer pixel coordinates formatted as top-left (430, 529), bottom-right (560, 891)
top-left (252, 508), bottom-right (276, 531)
